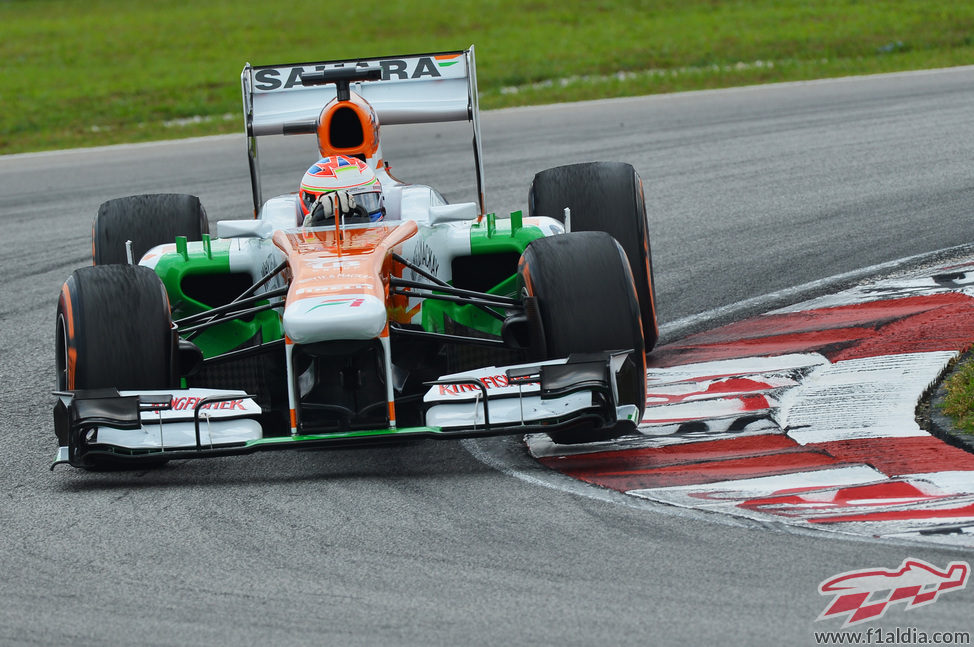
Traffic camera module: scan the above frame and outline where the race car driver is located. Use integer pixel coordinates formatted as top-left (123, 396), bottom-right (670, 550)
top-left (298, 155), bottom-right (385, 227)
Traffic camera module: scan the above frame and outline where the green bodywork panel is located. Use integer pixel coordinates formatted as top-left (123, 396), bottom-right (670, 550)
top-left (246, 425), bottom-right (443, 447)
top-left (153, 236), bottom-right (283, 358)
top-left (422, 213), bottom-right (543, 336)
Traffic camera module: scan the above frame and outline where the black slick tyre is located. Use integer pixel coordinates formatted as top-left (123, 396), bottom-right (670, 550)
top-left (92, 193), bottom-right (209, 265)
top-left (56, 264), bottom-right (174, 469)
top-left (529, 162), bottom-right (659, 351)
top-left (518, 232), bottom-right (645, 444)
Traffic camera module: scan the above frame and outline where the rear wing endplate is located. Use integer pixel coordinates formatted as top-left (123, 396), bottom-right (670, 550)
top-left (241, 47), bottom-right (485, 216)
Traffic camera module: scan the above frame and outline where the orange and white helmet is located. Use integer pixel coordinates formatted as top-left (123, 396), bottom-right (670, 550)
top-left (298, 155), bottom-right (384, 224)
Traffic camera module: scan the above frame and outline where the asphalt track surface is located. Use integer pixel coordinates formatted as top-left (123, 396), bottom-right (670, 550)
top-left (3, 67), bottom-right (974, 646)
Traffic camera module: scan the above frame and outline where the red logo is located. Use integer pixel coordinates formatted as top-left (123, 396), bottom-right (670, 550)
top-left (818, 558), bottom-right (969, 626)
top-left (436, 374), bottom-right (541, 396)
top-left (170, 397), bottom-right (246, 412)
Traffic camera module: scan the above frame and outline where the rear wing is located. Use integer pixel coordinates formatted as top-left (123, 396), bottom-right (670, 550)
top-left (241, 47), bottom-right (485, 216)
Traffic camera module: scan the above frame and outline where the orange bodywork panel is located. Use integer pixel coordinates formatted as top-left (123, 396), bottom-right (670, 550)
top-left (273, 221), bottom-right (418, 330)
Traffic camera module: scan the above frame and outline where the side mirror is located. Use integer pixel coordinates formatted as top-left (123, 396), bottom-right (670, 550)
top-left (428, 202), bottom-right (478, 225)
top-left (217, 219), bottom-right (274, 239)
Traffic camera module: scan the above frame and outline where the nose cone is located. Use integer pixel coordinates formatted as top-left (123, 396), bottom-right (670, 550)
top-left (283, 294), bottom-right (386, 343)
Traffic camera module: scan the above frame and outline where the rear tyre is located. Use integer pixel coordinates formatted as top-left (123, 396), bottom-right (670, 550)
top-left (529, 162), bottom-right (659, 351)
top-left (518, 232), bottom-right (645, 444)
top-left (92, 193), bottom-right (209, 265)
top-left (56, 264), bottom-right (175, 469)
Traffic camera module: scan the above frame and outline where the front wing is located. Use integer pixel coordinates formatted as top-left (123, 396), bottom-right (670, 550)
top-left (51, 353), bottom-right (638, 470)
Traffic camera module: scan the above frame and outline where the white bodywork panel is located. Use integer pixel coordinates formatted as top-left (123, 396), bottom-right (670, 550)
top-left (65, 389), bottom-right (263, 450)
top-left (283, 293), bottom-right (387, 343)
top-left (424, 359), bottom-right (637, 430)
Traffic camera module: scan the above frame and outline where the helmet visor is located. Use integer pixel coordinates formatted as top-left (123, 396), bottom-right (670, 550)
top-left (351, 189), bottom-right (384, 221)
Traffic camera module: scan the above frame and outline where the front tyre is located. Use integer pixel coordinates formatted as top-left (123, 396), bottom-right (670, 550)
top-left (56, 264), bottom-right (175, 469)
top-left (56, 264), bottom-right (174, 391)
top-left (518, 232), bottom-right (645, 444)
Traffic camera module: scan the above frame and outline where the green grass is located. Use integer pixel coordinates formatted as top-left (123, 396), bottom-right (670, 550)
top-left (2, 0), bottom-right (974, 154)
top-left (940, 356), bottom-right (974, 435)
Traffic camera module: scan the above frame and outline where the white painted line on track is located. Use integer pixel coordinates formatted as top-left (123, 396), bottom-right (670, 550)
top-left (491, 65), bottom-right (974, 115)
top-left (0, 133), bottom-right (242, 162)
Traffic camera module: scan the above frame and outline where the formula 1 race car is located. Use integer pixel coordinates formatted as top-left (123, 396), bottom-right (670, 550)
top-left (52, 47), bottom-right (659, 470)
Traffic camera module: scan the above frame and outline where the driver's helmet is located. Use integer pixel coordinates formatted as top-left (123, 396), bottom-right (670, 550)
top-left (298, 155), bottom-right (384, 225)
